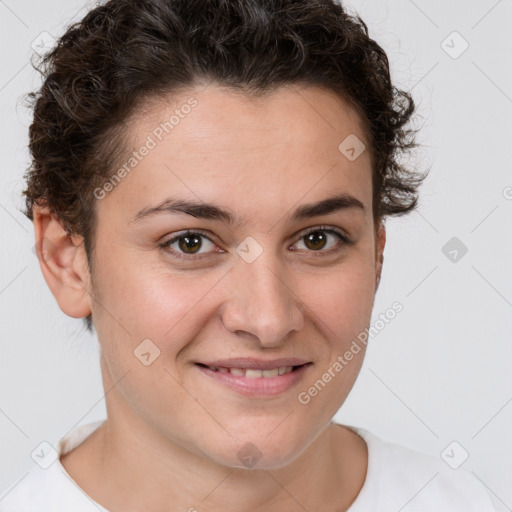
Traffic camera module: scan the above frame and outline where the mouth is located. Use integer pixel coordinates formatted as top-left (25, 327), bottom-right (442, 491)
top-left (194, 360), bottom-right (313, 397)
top-left (195, 363), bottom-right (306, 378)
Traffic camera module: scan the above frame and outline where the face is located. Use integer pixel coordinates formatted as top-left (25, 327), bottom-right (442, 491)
top-left (87, 84), bottom-right (384, 469)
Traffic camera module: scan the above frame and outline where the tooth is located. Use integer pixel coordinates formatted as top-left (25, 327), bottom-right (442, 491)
top-left (245, 369), bottom-right (263, 379)
top-left (208, 365), bottom-right (217, 371)
top-left (223, 367), bottom-right (295, 377)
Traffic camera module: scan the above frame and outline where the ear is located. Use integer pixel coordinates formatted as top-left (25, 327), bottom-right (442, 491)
top-left (374, 220), bottom-right (386, 291)
top-left (32, 204), bottom-right (92, 319)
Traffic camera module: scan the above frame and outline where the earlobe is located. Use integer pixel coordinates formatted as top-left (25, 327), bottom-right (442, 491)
top-left (33, 205), bottom-right (92, 319)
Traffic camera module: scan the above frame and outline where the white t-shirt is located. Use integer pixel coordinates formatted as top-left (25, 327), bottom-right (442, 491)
top-left (0, 420), bottom-right (497, 511)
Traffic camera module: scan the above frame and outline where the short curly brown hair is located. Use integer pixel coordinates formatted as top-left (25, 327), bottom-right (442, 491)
top-left (22, 0), bottom-right (428, 332)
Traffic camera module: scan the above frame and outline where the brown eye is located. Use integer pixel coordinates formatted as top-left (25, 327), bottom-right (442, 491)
top-left (162, 230), bottom-right (217, 258)
top-left (178, 234), bottom-right (203, 254)
top-left (293, 226), bottom-right (350, 254)
top-left (303, 231), bottom-right (328, 251)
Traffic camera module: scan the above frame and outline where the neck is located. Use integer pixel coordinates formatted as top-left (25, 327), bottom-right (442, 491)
top-left (68, 407), bottom-right (366, 512)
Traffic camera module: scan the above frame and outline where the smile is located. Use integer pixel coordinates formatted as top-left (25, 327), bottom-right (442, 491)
top-left (195, 362), bottom-right (312, 397)
top-left (201, 365), bottom-right (297, 378)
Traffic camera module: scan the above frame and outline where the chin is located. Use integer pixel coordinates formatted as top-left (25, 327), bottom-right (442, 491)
top-left (203, 424), bottom-right (313, 471)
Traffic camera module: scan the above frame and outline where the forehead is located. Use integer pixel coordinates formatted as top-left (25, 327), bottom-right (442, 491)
top-left (102, 84), bottom-right (373, 223)
top-left (136, 83), bottom-right (369, 154)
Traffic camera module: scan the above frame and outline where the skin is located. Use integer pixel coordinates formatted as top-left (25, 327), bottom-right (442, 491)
top-left (33, 83), bottom-right (386, 512)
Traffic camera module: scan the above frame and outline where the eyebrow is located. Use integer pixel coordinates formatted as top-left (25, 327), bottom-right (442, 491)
top-left (130, 192), bottom-right (365, 226)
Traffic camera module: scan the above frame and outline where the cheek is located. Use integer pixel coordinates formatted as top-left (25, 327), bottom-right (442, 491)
top-left (297, 268), bottom-right (372, 391)
top-left (92, 219), bottom-right (377, 336)
top-left (92, 236), bottom-right (377, 353)
top-left (296, 255), bottom-right (377, 344)
top-left (91, 243), bottom-right (219, 336)
top-left (88, 233), bottom-right (377, 466)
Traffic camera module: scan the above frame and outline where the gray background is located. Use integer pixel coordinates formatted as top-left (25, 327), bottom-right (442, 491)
top-left (0, 0), bottom-right (511, 509)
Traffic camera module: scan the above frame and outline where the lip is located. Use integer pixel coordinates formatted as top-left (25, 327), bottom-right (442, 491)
top-left (195, 360), bottom-right (313, 397)
top-left (197, 357), bottom-right (310, 370)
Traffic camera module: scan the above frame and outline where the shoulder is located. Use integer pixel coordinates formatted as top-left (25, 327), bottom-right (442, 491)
top-left (0, 464), bottom-right (109, 512)
top-left (345, 426), bottom-right (497, 512)
top-left (0, 421), bottom-right (108, 512)
top-left (0, 464), bottom-right (88, 512)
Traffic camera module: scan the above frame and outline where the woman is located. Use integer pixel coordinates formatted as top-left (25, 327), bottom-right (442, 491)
top-left (0, 0), bottom-right (496, 510)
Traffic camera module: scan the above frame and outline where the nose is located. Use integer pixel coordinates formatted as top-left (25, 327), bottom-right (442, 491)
top-left (220, 255), bottom-right (305, 348)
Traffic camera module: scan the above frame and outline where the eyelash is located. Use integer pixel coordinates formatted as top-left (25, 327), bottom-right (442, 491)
top-left (159, 225), bottom-right (353, 261)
